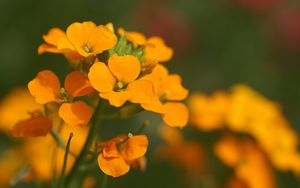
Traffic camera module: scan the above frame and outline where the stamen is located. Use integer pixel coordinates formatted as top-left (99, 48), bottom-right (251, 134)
top-left (116, 81), bottom-right (124, 89)
top-left (83, 43), bottom-right (92, 53)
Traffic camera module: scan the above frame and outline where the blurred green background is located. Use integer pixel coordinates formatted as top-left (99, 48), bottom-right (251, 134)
top-left (1, 0), bottom-right (300, 187)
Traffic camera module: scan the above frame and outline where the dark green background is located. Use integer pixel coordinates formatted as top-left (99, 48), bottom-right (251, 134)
top-left (0, 0), bottom-right (300, 187)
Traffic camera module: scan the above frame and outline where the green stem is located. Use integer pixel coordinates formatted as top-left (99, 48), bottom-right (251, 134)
top-left (58, 132), bottom-right (73, 187)
top-left (64, 99), bottom-right (106, 187)
top-left (101, 175), bottom-right (108, 188)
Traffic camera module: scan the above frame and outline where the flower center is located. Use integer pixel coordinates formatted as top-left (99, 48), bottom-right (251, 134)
top-left (83, 43), bottom-right (92, 53)
top-left (116, 81), bottom-right (124, 89)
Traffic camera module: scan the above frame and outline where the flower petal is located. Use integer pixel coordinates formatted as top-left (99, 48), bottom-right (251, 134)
top-left (127, 80), bottom-right (155, 104)
top-left (144, 37), bottom-right (173, 62)
top-left (88, 62), bottom-right (116, 93)
top-left (108, 54), bottom-right (141, 84)
top-left (162, 74), bottom-right (189, 101)
top-left (10, 112), bottom-right (52, 137)
top-left (141, 97), bottom-right (165, 113)
top-left (100, 91), bottom-right (129, 107)
top-left (98, 154), bottom-right (130, 177)
top-left (57, 36), bottom-right (76, 51)
top-left (43, 27), bottom-right (66, 46)
top-left (87, 25), bottom-right (117, 55)
top-left (103, 143), bottom-right (119, 158)
top-left (162, 102), bottom-right (189, 128)
top-left (120, 135), bottom-right (149, 161)
top-left (38, 44), bottom-right (62, 55)
top-left (58, 101), bottom-right (93, 127)
top-left (28, 70), bottom-right (61, 104)
top-left (64, 71), bottom-right (94, 97)
top-left (118, 27), bottom-right (146, 46)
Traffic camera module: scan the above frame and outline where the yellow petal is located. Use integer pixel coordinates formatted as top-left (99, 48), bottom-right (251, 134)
top-left (144, 37), bottom-right (173, 63)
top-left (28, 70), bottom-right (61, 104)
top-left (58, 101), bottom-right (93, 127)
top-left (100, 91), bottom-right (129, 107)
top-left (162, 102), bottom-right (189, 128)
top-left (64, 71), bottom-right (94, 97)
top-left (98, 154), bottom-right (130, 177)
top-left (88, 62), bottom-right (116, 93)
top-left (108, 54), bottom-right (141, 84)
top-left (120, 135), bottom-right (149, 161)
top-left (10, 112), bottom-right (52, 137)
top-left (127, 80), bottom-right (155, 104)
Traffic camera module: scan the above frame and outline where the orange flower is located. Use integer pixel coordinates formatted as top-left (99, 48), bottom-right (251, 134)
top-left (97, 135), bottom-right (148, 177)
top-left (38, 28), bottom-right (82, 60)
top-left (188, 91), bottom-right (229, 131)
top-left (0, 149), bottom-right (24, 187)
top-left (141, 64), bottom-right (189, 127)
top-left (10, 111), bottom-right (52, 137)
top-left (88, 54), bottom-right (155, 107)
top-left (28, 70), bottom-right (94, 127)
top-left (157, 126), bottom-right (205, 178)
top-left (21, 125), bottom-right (89, 180)
top-left (0, 88), bottom-right (43, 133)
top-left (215, 136), bottom-right (276, 188)
top-left (57, 21), bottom-right (117, 57)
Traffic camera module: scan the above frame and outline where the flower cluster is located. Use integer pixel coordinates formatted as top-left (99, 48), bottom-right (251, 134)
top-left (215, 135), bottom-right (276, 188)
top-left (188, 84), bottom-right (300, 175)
top-left (0, 21), bottom-right (189, 186)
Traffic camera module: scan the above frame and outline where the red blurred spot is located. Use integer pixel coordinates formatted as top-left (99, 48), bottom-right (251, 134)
top-left (133, 2), bottom-right (194, 55)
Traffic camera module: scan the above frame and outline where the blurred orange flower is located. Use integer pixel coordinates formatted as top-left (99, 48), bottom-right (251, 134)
top-left (215, 136), bottom-right (276, 188)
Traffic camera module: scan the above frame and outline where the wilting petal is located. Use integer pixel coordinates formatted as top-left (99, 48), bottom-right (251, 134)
top-left (98, 154), bottom-right (130, 177)
top-left (144, 37), bottom-right (173, 62)
top-left (127, 80), bottom-right (155, 104)
top-left (64, 71), bottom-right (94, 97)
top-left (162, 102), bottom-right (189, 128)
top-left (120, 135), bottom-right (149, 161)
top-left (103, 143), bottom-right (120, 158)
top-left (10, 112), bottom-right (52, 137)
top-left (28, 70), bottom-right (61, 104)
top-left (100, 91), bottom-right (129, 107)
top-left (58, 101), bottom-right (93, 127)
top-left (108, 54), bottom-right (141, 84)
top-left (88, 62), bottom-right (116, 93)
top-left (162, 74), bottom-right (189, 101)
